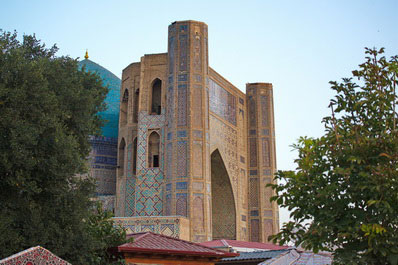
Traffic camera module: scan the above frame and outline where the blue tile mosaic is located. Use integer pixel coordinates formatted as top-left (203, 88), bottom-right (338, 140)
top-left (176, 182), bottom-right (188, 190)
top-left (250, 170), bottom-right (257, 175)
top-left (250, 210), bottom-right (259, 216)
top-left (177, 130), bottom-right (187, 138)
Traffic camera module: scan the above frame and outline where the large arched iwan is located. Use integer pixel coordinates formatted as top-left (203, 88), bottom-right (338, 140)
top-left (211, 149), bottom-right (236, 240)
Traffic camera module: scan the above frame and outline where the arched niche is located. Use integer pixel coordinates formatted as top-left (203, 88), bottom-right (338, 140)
top-left (118, 138), bottom-right (126, 178)
top-left (211, 149), bottom-right (237, 240)
top-left (133, 88), bottom-right (139, 123)
top-left (150, 79), bottom-right (162, 115)
top-left (148, 131), bottom-right (160, 168)
top-left (120, 89), bottom-right (129, 125)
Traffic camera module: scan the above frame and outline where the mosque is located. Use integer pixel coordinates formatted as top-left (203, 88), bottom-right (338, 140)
top-left (80, 20), bottom-right (279, 243)
top-left (78, 52), bottom-right (120, 211)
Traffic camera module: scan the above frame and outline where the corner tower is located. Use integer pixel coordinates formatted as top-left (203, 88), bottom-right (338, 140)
top-left (165, 21), bottom-right (212, 242)
top-left (246, 83), bottom-right (279, 242)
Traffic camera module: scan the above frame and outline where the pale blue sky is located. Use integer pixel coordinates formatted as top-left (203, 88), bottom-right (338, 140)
top-left (2, 0), bottom-right (398, 225)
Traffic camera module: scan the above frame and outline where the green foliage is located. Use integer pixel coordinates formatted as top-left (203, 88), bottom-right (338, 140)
top-left (0, 30), bottom-right (126, 264)
top-left (85, 203), bottom-right (128, 265)
top-left (269, 48), bottom-right (398, 264)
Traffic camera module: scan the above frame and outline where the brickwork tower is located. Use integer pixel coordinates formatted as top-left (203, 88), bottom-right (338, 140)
top-left (116, 20), bottom-right (279, 243)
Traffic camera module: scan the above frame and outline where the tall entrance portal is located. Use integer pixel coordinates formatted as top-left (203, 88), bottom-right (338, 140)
top-left (115, 20), bottom-right (279, 243)
top-left (211, 150), bottom-right (236, 240)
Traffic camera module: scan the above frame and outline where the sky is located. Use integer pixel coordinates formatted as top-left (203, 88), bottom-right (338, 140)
top-left (2, 0), bottom-right (398, 226)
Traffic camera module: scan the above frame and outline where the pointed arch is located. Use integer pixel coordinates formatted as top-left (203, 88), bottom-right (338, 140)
top-left (211, 149), bottom-right (237, 240)
top-left (118, 138), bottom-right (126, 178)
top-left (121, 89), bottom-right (129, 125)
top-left (148, 131), bottom-right (160, 168)
top-left (150, 78), bottom-right (162, 115)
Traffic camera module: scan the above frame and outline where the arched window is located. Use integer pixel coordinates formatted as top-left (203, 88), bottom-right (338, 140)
top-left (148, 131), bottom-right (160, 168)
top-left (120, 89), bottom-right (129, 125)
top-left (118, 138), bottom-right (126, 178)
top-left (151, 79), bottom-right (162, 115)
top-left (132, 137), bottom-right (137, 175)
top-left (133, 88), bottom-right (139, 123)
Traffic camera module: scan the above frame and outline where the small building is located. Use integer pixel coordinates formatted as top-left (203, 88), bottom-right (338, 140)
top-left (200, 239), bottom-right (289, 253)
top-left (0, 246), bottom-right (71, 265)
top-left (259, 249), bottom-right (332, 265)
top-left (117, 231), bottom-right (238, 265)
top-left (216, 249), bottom-right (290, 265)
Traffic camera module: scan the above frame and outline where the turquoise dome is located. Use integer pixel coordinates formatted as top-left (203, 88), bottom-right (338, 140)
top-left (78, 58), bottom-right (121, 138)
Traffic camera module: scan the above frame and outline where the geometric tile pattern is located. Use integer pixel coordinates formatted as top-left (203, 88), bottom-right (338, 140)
top-left (209, 115), bottom-right (239, 191)
top-left (176, 193), bottom-right (188, 217)
top-left (88, 136), bottom-right (118, 200)
top-left (248, 96), bottom-right (256, 128)
top-left (0, 246), bottom-right (71, 265)
top-left (209, 79), bottom-right (237, 126)
top-left (192, 85), bottom-right (202, 128)
top-left (251, 219), bottom-right (260, 242)
top-left (165, 194), bottom-right (172, 216)
top-left (192, 193), bottom-right (204, 233)
top-left (129, 111), bottom-right (165, 217)
top-left (166, 142), bottom-right (173, 182)
top-left (113, 217), bottom-right (182, 239)
top-left (249, 138), bottom-right (258, 167)
top-left (249, 178), bottom-right (259, 208)
top-left (262, 138), bottom-right (270, 167)
top-left (135, 169), bottom-right (163, 216)
top-left (177, 141), bottom-right (187, 178)
top-left (260, 95), bottom-right (269, 127)
top-left (193, 25), bottom-right (202, 72)
top-left (97, 195), bottom-right (115, 213)
top-left (264, 185), bottom-right (273, 209)
top-left (192, 141), bottom-right (203, 177)
top-left (168, 26), bottom-right (175, 74)
top-left (125, 177), bottom-right (136, 216)
top-left (211, 150), bottom-right (236, 240)
top-left (179, 33), bottom-right (188, 71)
top-left (177, 84), bottom-right (187, 126)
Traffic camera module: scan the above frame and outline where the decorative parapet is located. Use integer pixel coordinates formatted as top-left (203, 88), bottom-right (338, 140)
top-left (113, 216), bottom-right (190, 240)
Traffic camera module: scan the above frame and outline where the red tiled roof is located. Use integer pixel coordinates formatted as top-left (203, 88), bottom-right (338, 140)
top-left (0, 246), bottom-right (71, 265)
top-left (118, 232), bottom-right (238, 258)
top-left (199, 239), bottom-right (289, 251)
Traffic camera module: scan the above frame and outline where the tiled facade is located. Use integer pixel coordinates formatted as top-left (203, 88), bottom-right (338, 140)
top-left (113, 216), bottom-right (190, 240)
top-left (116, 20), bottom-right (279, 243)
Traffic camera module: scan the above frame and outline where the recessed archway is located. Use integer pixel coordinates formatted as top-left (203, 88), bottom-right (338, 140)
top-left (118, 138), bottom-right (126, 178)
top-left (148, 131), bottom-right (160, 168)
top-left (150, 79), bottom-right (162, 115)
top-left (211, 149), bottom-right (236, 240)
top-left (121, 89), bottom-right (129, 125)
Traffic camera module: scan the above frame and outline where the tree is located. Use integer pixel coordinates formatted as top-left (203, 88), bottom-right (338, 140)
top-left (85, 203), bottom-right (128, 265)
top-left (0, 30), bottom-right (126, 264)
top-left (269, 48), bottom-right (398, 265)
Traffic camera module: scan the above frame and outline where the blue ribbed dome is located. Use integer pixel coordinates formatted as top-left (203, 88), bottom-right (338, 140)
top-left (78, 59), bottom-right (121, 138)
